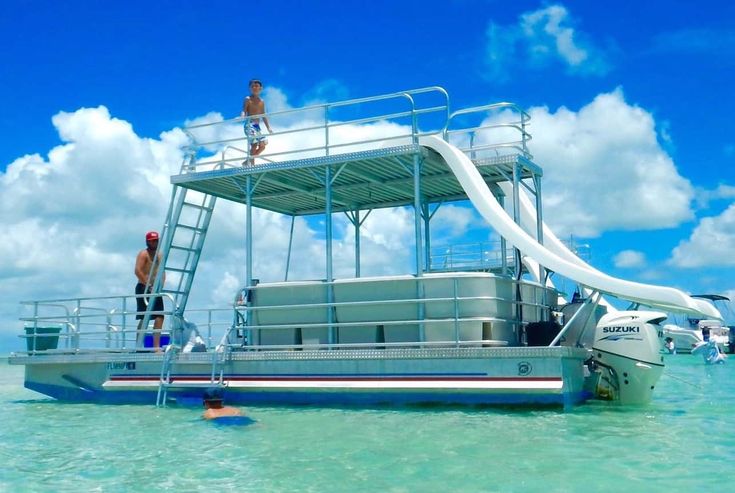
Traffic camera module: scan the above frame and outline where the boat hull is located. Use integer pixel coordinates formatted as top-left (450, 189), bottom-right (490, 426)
top-left (13, 346), bottom-right (592, 408)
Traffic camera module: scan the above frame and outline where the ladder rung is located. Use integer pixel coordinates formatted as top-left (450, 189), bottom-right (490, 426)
top-left (176, 224), bottom-right (207, 233)
top-left (160, 382), bottom-right (223, 389)
top-left (182, 202), bottom-right (214, 212)
top-left (169, 245), bottom-right (199, 253)
top-left (165, 267), bottom-right (195, 274)
top-left (162, 289), bottom-right (187, 295)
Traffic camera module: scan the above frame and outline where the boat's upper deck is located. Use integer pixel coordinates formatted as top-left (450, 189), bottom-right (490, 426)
top-left (174, 87), bottom-right (540, 216)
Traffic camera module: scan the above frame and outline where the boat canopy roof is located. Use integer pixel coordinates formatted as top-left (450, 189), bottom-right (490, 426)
top-left (171, 145), bottom-right (539, 216)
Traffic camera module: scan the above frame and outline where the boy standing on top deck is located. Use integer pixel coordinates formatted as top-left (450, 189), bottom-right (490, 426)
top-left (241, 79), bottom-right (273, 165)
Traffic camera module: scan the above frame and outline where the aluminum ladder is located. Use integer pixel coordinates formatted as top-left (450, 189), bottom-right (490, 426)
top-left (139, 152), bottom-right (217, 337)
top-left (156, 330), bottom-right (231, 407)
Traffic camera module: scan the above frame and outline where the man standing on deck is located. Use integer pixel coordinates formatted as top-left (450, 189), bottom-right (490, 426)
top-left (135, 231), bottom-right (165, 350)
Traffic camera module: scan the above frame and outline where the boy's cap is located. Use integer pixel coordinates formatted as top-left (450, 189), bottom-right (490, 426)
top-left (145, 231), bottom-right (159, 242)
top-left (249, 79), bottom-right (262, 86)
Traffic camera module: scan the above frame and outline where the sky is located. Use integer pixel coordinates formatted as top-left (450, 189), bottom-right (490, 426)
top-left (1, 0), bottom-right (735, 352)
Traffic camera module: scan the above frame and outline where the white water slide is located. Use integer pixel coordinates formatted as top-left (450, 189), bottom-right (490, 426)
top-left (420, 135), bottom-right (721, 320)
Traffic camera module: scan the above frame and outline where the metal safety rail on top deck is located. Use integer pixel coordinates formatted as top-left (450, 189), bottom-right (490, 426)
top-left (172, 89), bottom-right (538, 217)
top-left (184, 86), bottom-right (450, 169)
top-left (181, 89), bottom-right (533, 173)
top-left (444, 102), bottom-right (532, 161)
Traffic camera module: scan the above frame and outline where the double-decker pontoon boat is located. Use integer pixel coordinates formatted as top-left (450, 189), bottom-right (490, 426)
top-left (8, 87), bottom-right (722, 408)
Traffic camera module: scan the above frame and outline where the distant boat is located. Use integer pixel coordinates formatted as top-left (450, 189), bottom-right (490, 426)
top-left (664, 295), bottom-right (731, 354)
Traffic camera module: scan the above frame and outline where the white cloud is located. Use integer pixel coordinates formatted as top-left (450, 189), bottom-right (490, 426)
top-left (485, 4), bottom-right (610, 81)
top-left (669, 203), bottom-right (735, 268)
top-left (431, 205), bottom-right (480, 238)
top-left (613, 250), bottom-right (647, 268)
top-left (713, 184), bottom-right (735, 199)
top-left (477, 88), bottom-right (694, 237)
top-left (693, 183), bottom-right (735, 209)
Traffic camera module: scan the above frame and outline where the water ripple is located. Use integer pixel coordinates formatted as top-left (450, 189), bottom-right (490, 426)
top-left (1, 357), bottom-right (733, 492)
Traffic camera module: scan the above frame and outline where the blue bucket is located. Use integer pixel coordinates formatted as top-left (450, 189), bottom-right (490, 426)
top-left (143, 332), bottom-right (171, 348)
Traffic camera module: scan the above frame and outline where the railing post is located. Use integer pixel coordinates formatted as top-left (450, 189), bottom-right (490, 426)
top-left (354, 210), bottom-right (361, 278)
top-left (453, 278), bottom-right (460, 347)
top-left (208, 310), bottom-right (213, 349)
top-left (423, 203), bottom-right (431, 272)
top-left (246, 175), bottom-right (253, 289)
top-left (245, 117), bottom-right (252, 164)
top-left (31, 301), bottom-right (39, 352)
top-left (413, 150), bottom-right (425, 342)
top-left (324, 106), bottom-right (330, 157)
top-left (106, 311), bottom-right (112, 349)
top-left (75, 300), bottom-right (81, 350)
top-left (285, 215), bottom-right (295, 281)
top-left (325, 166), bottom-right (335, 345)
top-left (121, 297), bottom-right (127, 349)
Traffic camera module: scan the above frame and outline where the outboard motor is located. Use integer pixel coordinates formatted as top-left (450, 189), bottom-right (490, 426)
top-left (590, 311), bottom-right (666, 405)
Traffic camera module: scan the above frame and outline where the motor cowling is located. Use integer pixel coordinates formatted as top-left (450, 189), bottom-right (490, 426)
top-left (591, 311), bottom-right (666, 405)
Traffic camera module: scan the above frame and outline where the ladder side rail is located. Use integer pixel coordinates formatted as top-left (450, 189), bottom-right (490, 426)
top-left (174, 194), bottom-right (217, 313)
top-left (168, 196), bottom-right (207, 300)
top-left (139, 185), bottom-right (188, 337)
top-left (155, 151), bottom-right (197, 301)
top-left (156, 344), bottom-right (177, 407)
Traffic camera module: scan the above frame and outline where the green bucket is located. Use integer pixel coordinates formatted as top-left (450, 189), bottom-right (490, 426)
top-left (25, 326), bottom-right (62, 352)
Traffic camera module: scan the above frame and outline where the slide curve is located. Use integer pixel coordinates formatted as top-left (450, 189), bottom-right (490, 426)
top-left (420, 135), bottom-right (721, 320)
top-left (499, 182), bottom-right (718, 318)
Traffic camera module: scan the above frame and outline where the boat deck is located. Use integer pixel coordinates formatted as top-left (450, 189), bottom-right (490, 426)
top-left (10, 345), bottom-right (589, 365)
top-left (172, 144), bottom-right (541, 216)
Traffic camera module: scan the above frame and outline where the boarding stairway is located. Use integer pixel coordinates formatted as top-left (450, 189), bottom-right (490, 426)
top-left (155, 338), bottom-right (229, 407)
top-left (135, 152), bottom-right (225, 406)
top-left (139, 153), bottom-right (217, 333)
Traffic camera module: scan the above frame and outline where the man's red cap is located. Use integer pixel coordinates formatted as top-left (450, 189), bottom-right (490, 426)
top-left (146, 231), bottom-right (159, 242)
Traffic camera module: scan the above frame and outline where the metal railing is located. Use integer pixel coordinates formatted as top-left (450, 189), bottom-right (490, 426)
top-left (181, 89), bottom-right (534, 171)
top-left (429, 241), bottom-right (515, 272)
top-left (443, 102), bottom-right (532, 161)
top-left (429, 236), bottom-right (590, 272)
top-left (183, 86), bottom-right (450, 170)
top-left (228, 276), bottom-right (556, 350)
top-left (19, 293), bottom-right (177, 354)
top-left (16, 276), bottom-right (557, 355)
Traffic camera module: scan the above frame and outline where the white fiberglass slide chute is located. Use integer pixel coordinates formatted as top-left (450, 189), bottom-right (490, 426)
top-left (420, 135), bottom-right (721, 320)
top-left (498, 182), bottom-right (719, 317)
top-left (499, 181), bottom-right (617, 313)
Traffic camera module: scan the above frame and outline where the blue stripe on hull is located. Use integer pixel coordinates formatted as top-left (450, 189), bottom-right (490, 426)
top-left (27, 381), bottom-right (591, 408)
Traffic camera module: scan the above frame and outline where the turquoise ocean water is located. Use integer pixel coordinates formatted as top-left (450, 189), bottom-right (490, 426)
top-left (1, 356), bottom-right (733, 493)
